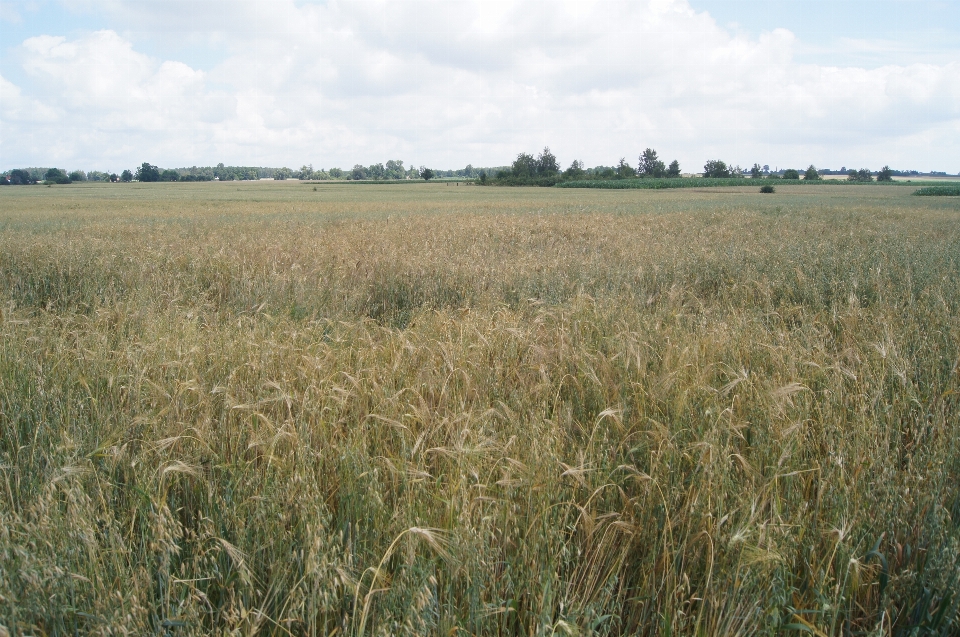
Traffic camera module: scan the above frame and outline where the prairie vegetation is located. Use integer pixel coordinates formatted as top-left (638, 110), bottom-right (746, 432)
top-left (1, 182), bottom-right (959, 635)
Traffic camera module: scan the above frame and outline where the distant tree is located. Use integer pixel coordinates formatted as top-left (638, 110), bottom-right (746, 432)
top-left (368, 163), bottom-right (386, 180)
top-left (803, 165), bottom-right (821, 180)
top-left (134, 163), bottom-right (160, 182)
top-left (782, 169), bottom-right (800, 180)
top-left (638, 148), bottom-right (666, 177)
top-left (666, 160), bottom-right (681, 178)
top-left (848, 168), bottom-right (873, 182)
top-left (479, 171), bottom-right (488, 184)
top-left (120, 169), bottom-right (133, 182)
top-left (730, 165), bottom-right (744, 178)
top-left (616, 157), bottom-right (635, 179)
top-left (297, 164), bottom-right (314, 180)
top-left (9, 169), bottom-right (36, 184)
top-left (275, 167), bottom-right (293, 180)
top-left (703, 160), bottom-right (730, 178)
top-left (877, 165), bottom-right (893, 182)
top-left (750, 163), bottom-right (763, 179)
top-left (564, 160), bottom-right (586, 180)
top-left (512, 153), bottom-right (538, 178)
top-left (45, 168), bottom-right (71, 184)
top-left (385, 160), bottom-right (405, 179)
top-left (68, 170), bottom-right (85, 182)
top-left (328, 167), bottom-right (343, 179)
top-left (536, 147), bottom-right (560, 175)
top-left (160, 169), bottom-right (180, 182)
top-left (419, 166), bottom-right (435, 181)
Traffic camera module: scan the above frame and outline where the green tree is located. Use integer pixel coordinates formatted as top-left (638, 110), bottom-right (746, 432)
top-left (703, 160), bottom-right (730, 178)
top-left (160, 169), bottom-right (180, 182)
top-left (134, 163), bottom-right (160, 182)
top-left (274, 167), bottom-right (293, 180)
top-left (616, 157), bottom-right (635, 179)
top-left (666, 160), bottom-right (681, 178)
top-left (512, 153), bottom-right (537, 178)
top-left (368, 163), bottom-right (386, 180)
top-left (44, 168), bottom-right (70, 184)
top-left (419, 167), bottom-right (435, 181)
top-left (803, 165), bottom-right (821, 180)
top-left (750, 163), bottom-right (763, 179)
top-left (848, 168), bottom-right (873, 182)
top-left (638, 148), bottom-right (665, 177)
top-left (782, 169), bottom-right (800, 180)
top-left (68, 170), bottom-right (85, 182)
top-left (385, 160), bottom-right (405, 179)
top-left (564, 160), bottom-right (585, 180)
top-left (9, 169), bottom-right (35, 184)
top-left (877, 165), bottom-right (893, 182)
top-left (537, 147), bottom-right (559, 175)
top-left (120, 169), bottom-right (133, 182)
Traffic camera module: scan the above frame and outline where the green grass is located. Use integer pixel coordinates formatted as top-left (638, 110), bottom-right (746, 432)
top-left (1, 181), bottom-right (959, 635)
top-left (914, 185), bottom-right (960, 196)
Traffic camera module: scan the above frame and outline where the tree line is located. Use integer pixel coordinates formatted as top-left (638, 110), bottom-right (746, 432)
top-left (0, 157), bottom-right (914, 187)
top-left (476, 149), bottom-right (902, 186)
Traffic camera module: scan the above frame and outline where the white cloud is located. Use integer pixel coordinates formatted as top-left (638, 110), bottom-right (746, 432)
top-left (2, 0), bottom-right (958, 171)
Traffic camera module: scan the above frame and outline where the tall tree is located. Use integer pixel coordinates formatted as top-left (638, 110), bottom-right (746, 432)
top-left (877, 165), bottom-right (893, 182)
top-left (134, 163), bottom-right (160, 182)
top-left (666, 160), bottom-right (681, 178)
top-left (638, 148), bottom-right (666, 177)
top-left (803, 165), bottom-right (821, 180)
top-left (750, 163), bottom-right (763, 179)
top-left (512, 153), bottom-right (538, 178)
top-left (616, 157), bottom-right (635, 179)
top-left (537, 147), bottom-right (559, 175)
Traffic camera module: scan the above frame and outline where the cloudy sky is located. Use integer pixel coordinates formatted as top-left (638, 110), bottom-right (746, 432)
top-left (1, 0), bottom-right (958, 173)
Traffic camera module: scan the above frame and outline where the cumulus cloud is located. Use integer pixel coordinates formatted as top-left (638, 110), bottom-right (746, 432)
top-left (2, 0), bottom-right (958, 171)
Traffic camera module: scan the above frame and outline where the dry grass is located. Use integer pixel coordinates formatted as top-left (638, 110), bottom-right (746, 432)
top-left (1, 181), bottom-right (959, 635)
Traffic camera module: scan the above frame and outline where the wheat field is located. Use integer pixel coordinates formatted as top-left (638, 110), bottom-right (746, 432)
top-left (1, 181), bottom-right (958, 635)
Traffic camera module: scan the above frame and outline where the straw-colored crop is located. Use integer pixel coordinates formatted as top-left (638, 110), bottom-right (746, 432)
top-left (1, 181), bottom-right (958, 635)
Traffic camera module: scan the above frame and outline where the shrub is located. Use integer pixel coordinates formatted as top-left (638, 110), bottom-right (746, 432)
top-left (803, 165), bottom-right (821, 180)
top-left (848, 169), bottom-right (873, 182)
top-left (782, 169), bottom-right (800, 180)
top-left (760, 184), bottom-right (775, 193)
top-left (877, 166), bottom-right (893, 182)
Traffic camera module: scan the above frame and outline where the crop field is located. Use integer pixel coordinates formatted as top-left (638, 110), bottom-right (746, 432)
top-left (1, 182), bottom-right (959, 635)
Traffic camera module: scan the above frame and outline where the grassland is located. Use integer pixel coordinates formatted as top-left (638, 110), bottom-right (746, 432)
top-left (1, 182), bottom-right (959, 635)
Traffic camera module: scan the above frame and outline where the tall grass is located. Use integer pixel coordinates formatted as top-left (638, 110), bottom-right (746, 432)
top-left (1, 182), bottom-right (959, 635)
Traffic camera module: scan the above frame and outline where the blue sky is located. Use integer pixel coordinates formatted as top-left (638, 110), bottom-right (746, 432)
top-left (2, 0), bottom-right (958, 173)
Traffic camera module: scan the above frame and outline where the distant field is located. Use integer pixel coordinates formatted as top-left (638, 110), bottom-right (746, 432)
top-left (2, 182), bottom-right (959, 635)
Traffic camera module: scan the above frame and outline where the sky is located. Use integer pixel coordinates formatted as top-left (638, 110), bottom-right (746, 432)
top-left (1, 0), bottom-right (958, 174)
